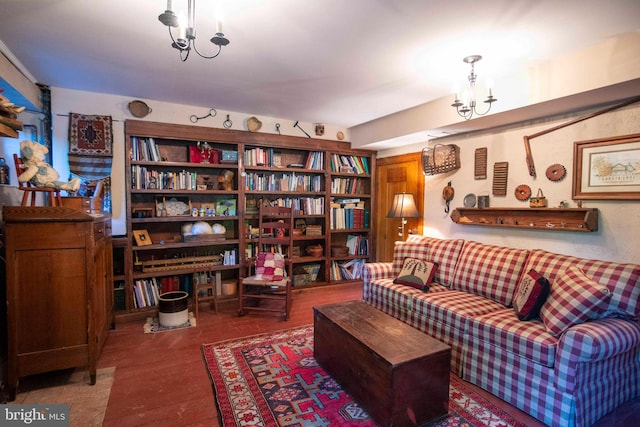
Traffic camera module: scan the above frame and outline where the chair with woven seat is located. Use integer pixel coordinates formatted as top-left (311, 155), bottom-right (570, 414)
top-left (193, 267), bottom-right (218, 317)
top-left (13, 153), bottom-right (62, 206)
top-left (238, 205), bottom-right (294, 320)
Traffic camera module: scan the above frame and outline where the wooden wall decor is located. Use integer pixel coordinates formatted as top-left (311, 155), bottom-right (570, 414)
top-left (492, 162), bottom-right (508, 196)
top-left (474, 147), bottom-right (487, 180)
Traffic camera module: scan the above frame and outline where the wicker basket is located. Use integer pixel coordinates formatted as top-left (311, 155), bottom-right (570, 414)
top-left (421, 144), bottom-right (461, 175)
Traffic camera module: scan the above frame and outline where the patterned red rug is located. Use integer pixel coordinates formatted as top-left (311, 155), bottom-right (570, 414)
top-left (202, 325), bottom-right (526, 426)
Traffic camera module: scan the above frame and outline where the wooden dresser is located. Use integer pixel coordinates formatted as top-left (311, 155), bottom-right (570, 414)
top-left (3, 206), bottom-right (112, 400)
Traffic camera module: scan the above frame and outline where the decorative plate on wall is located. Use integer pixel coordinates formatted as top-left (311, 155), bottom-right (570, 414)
top-left (464, 193), bottom-right (477, 207)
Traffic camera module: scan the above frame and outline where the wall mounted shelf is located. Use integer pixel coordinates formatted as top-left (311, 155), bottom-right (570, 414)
top-left (450, 207), bottom-right (598, 232)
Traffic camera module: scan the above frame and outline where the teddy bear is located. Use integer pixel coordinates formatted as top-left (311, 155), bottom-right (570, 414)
top-left (18, 140), bottom-right (80, 192)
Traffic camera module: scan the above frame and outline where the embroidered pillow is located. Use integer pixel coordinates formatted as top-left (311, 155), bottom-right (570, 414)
top-left (394, 258), bottom-right (438, 291)
top-left (540, 265), bottom-right (612, 336)
top-left (513, 269), bottom-right (550, 320)
top-left (255, 252), bottom-right (286, 281)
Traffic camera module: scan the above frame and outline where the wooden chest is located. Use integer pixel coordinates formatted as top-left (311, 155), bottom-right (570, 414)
top-left (314, 300), bottom-right (451, 427)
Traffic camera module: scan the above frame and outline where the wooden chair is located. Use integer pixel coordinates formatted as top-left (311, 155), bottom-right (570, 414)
top-left (13, 153), bottom-right (62, 206)
top-left (193, 267), bottom-right (218, 317)
top-left (238, 205), bottom-right (294, 320)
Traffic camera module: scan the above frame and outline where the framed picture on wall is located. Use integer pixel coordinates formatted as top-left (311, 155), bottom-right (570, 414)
top-left (573, 133), bottom-right (640, 200)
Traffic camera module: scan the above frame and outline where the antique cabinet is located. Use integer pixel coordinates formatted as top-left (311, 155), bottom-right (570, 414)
top-left (3, 206), bottom-right (112, 400)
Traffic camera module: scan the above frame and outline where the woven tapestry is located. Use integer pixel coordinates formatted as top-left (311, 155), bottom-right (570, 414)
top-left (68, 113), bottom-right (113, 180)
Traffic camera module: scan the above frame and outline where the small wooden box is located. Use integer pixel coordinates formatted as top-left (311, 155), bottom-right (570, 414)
top-left (305, 225), bottom-right (322, 236)
top-left (61, 196), bottom-right (91, 213)
top-left (314, 301), bottom-right (451, 427)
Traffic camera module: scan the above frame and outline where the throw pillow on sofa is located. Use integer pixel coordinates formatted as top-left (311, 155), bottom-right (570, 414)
top-left (513, 269), bottom-right (550, 320)
top-left (539, 265), bottom-right (612, 336)
top-left (394, 258), bottom-right (438, 291)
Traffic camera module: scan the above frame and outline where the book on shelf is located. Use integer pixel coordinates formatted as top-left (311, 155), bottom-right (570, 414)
top-left (133, 278), bottom-right (161, 308)
top-left (330, 259), bottom-right (365, 280)
top-left (131, 137), bottom-right (161, 162)
top-left (345, 234), bottom-right (369, 256)
top-left (304, 151), bottom-right (324, 170)
top-left (330, 154), bottom-right (370, 174)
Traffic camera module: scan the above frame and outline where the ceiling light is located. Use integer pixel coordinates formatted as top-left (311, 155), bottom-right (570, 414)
top-left (451, 55), bottom-right (497, 120)
top-left (158, 0), bottom-right (229, 62)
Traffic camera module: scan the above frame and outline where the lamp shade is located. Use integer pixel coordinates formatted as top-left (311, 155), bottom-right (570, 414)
top-left (387, 193), bottom-right (421, 218)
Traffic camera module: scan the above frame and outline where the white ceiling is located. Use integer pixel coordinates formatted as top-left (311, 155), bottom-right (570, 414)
top-left (1, 0), bottom-right (639, 130)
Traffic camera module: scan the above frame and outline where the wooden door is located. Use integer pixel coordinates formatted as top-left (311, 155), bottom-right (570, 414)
top-left (375, 153), bottom-right (423, 262)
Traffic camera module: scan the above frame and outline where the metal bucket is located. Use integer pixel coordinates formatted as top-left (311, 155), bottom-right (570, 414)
top-left (477, 195), bottom-right (490, 209)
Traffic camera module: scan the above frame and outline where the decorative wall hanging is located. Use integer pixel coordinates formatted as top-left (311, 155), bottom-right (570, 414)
top-left (546, 164), bottom-right (566, 181)
top-left (441, 181), bottom-right (455, 213)
top-left (573, 133), bottom-right (640, 200)
top-left (515, 184), bottom-right (532, 201)
top-left (522, 96), bottom-right (640, 178)
top-left (190, 108), bottom-right (217, 123)
top-left (421, 144), bottom-right (460, 175)
top-left (492, 161), bottom-right (508, 196)
top-left (247, 116), bottom-right (262, 132)
top-left (474, 147), bottom-right (487, 179)
top-left (68, 113), bottom-right (113, 180)
top-left (128, 100), bottom-right (152, 118)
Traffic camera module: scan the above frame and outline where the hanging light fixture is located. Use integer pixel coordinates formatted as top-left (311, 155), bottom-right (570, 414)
top-left (158, 0), bottom-right (229, 62)
top-left (451, 55), bottom-right (497, 120)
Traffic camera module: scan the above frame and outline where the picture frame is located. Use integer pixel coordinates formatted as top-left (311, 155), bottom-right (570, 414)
top-left (133, 229), bottom-right (152, 246)
top-left (573, 133), bottom-right (640, 200)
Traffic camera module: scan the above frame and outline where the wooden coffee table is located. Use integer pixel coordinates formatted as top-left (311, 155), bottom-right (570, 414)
top-left (313, 300), bottom-right (451, 427)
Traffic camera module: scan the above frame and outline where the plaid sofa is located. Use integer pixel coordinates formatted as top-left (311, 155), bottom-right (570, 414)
top-left (362, 235), bottom-right (640, 427)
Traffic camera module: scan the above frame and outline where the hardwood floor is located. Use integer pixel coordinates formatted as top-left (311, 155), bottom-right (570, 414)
top-left (52, 282), bottom-right (640, 425)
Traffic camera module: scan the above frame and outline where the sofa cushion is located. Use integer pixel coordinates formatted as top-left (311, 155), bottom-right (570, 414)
top-left (469, 308), bottom-right (558, 367)
top-left (394, 258), bottom-right (437, 291)
top-left (412, 290), bottom-right (506, 333)
top-left (540, 266), bottom-right (612, 336)
top-left (523, 249), bottom-right (640, 319)
top-left (399, 236), bottom-right (464, 287)
top-left (513, 270), bottom-right (550, 321)
top-left (392, 240), bottom-right (429, 276)
top-left (452, 241), bottom-right (529, 306)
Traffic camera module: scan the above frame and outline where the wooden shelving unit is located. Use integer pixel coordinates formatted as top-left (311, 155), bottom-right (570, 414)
top-left (450, 207), bottom-right (598, 232)
top-left (118, 120), bottom-right (376, 322)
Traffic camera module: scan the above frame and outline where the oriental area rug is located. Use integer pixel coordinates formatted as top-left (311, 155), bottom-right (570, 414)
top-left (202, 325), bottom-right (526, 427)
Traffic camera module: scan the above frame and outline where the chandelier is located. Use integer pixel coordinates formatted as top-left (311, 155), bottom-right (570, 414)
top-left (451, 55), bottom-right (497, 120)
top-left (158, 0), bottom-right (229, 62)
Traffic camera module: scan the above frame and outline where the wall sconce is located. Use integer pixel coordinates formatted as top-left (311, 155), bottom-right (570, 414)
top-left (387, 193), bottom-right (421, 240)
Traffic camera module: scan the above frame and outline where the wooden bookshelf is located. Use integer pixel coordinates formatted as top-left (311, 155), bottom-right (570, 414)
top-left (118, 120), bottom-right (376, 321)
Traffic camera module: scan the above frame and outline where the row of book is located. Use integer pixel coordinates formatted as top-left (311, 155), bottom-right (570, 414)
top-left (131, 137), bottom-right (161, 162)
top-left (330, 259), bottom-right (365, 280)
top-left (133, 278), bottom-right (162, 308)
top-left (244, 172), bottom-right (323, 192)
top-left (243, 148), bottom-right (324, 170)
top-left (244, 147), bottom-right (280, 167)
top-left (329, 154), bottom-right (370, 175)
top-left (330, 206), bottom-right (369, 230)
top-left (131, 165), bottom-right (198, 190)
top-left (245, 196), bottom-right (325, 216)
top-left (329, 199), bottom-right (370, 230)
top-left (331, 177), bottom-right (368, 195)
top-left (304, 151), bottom-right (324, 170)
top-left (345, 234), bottom-right (369, 256)
top-left (245, 243), bottom-right (289, 259)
